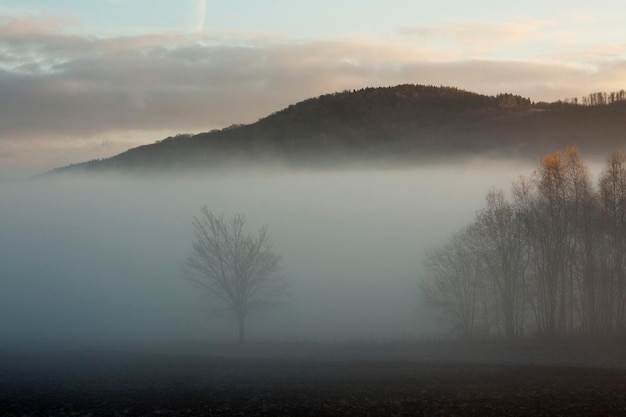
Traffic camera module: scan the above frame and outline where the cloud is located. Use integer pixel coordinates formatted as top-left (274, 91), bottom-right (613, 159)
top-left (1, 12), bottom-right (625, 174)
top-left (400, 19), bottom-right (553, 56)
top-left (0, 12), bottom-right (79, 37)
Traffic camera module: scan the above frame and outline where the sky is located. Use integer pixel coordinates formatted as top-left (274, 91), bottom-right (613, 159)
top-left (1, 0), bottom-right (626, 177)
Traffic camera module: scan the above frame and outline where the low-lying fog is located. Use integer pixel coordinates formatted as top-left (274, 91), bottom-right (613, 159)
top-left (0, 160), bottom-right (531, 351)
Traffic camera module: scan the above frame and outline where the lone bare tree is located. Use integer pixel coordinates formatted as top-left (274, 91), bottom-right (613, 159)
top-left (183, 208), bottom-right (286, 343)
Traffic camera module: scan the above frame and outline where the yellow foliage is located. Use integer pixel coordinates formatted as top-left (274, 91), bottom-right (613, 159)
top-left (540, 152), bottom-right (562, 169)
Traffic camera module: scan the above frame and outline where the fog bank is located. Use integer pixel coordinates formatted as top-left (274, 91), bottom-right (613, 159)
top-left (0, 161), bottom-right (529, 350)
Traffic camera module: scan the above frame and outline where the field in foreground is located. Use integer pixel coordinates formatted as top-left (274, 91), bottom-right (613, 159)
top-left (2, 347), bottom-right (626, 416)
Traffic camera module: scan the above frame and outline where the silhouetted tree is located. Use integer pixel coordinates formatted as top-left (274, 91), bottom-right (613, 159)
top-left (562, 148), bottom-right (596, 335)
top-left (475, 187), bottom-right (528, 338)
top-left (517, 148), bottom-right (591, 336)
top-left (183, 208), bottom-right (286, 343)
top-left (422, 225), bottom-right (486, 339)
top-left (598, 150), bottom-right (626, 333)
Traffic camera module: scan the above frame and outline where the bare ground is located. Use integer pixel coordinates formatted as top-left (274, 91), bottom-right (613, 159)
top-left (3, 342), bottom-right (626, 416)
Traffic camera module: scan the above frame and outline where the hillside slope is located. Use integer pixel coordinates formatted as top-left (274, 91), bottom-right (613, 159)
top-left (52, 84), bottom-right (626, 173)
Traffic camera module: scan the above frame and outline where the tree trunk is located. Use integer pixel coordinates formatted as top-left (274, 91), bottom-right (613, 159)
top-left (237, 316), bottom-right (245, 344)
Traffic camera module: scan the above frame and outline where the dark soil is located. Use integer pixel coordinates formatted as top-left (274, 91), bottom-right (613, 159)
top-left (2, 350), bottom-right (626, 416)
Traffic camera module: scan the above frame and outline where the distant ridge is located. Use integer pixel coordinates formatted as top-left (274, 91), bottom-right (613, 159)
top-left (50, 84), bottom-right (626, 173)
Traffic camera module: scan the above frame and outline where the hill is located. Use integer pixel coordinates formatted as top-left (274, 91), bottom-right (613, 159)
top-left (51, 84), bottom-right (626, 173)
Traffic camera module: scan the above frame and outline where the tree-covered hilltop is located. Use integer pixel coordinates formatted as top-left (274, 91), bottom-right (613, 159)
top-left (50, 84), bottom-right (626, 173)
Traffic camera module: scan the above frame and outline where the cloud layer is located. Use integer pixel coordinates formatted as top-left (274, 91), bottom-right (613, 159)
top-left (1, 12), bottom-right (626, 175)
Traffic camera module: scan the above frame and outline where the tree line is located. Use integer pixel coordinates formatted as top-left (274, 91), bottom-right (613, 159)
top-left (422, 147), bottom-right (626, 340)
top-left (559, 90), bottom-right (626, 106)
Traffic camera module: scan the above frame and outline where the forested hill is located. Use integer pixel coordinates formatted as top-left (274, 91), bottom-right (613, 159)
top-left (52, 84), bottom-right (626, 173)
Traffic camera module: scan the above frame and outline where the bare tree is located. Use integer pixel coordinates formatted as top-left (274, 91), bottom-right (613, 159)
top-left (599, 150), bottom-right (626, 333)
top-left (475, 187), bottom-right (528, 338)
top-left (183, 208), bottom-right (286, 343)
top-left (522, 148), bottom-right (579, 336)
top-left (563, 147), bottom-right (597, 335)
top-left (421, 225), bottom-right (486, 339)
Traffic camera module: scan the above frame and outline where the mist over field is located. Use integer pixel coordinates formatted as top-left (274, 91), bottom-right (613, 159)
top-left (0, 160), bottom-right (534, 351)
